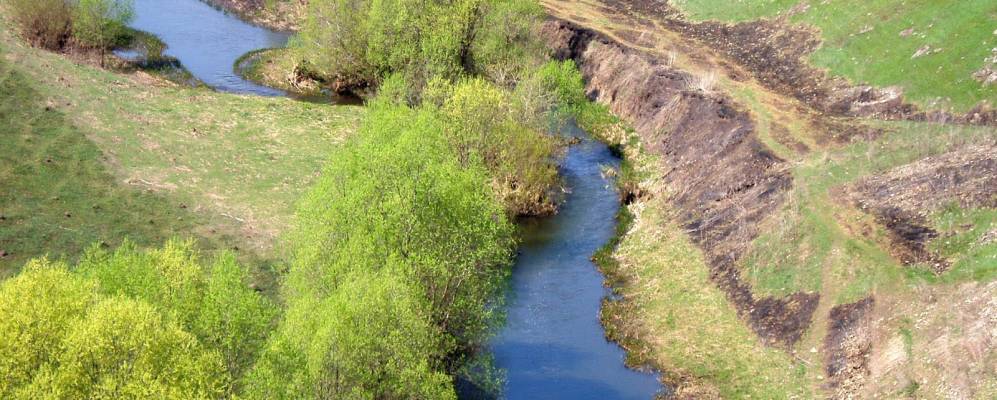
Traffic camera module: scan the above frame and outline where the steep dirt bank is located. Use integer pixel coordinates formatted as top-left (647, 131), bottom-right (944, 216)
top-left (202, 0), bottom-right (304, 31)
top-left (849, 145), bottom-right (997, 271)
top-left (595, 0), bottom-right (997, 126)
top-left (542, 19), bottom-right (818, 348)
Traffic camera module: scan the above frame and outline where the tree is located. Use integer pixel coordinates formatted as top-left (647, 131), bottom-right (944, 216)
top-left (248, 273), bottom-right (456, 400)
top-left (0, 261), bottom-right (97, 398)
top-left (0, 258), bottom-right (232, 399)
top-left (76, 240), bottom-right (277, 386)
top-left (442, 77), bottom-right (562, 215)
top-left (30, 298), bottom-right (228, 399)
top-left (72, 0), bottom-right (134, 64)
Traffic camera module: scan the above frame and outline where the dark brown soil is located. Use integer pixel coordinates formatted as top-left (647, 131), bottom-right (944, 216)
top-left (849, 145), bottom-right (997, 271)
top-left (594, 0), bottom-right (997, 126)
top-left (542, 19), bottom-right (819, 348)
top-left (824, 297), bottom-right (875, 399)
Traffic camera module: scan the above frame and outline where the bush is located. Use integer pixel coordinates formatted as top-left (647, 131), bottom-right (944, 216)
top-left (248, 100), bottom-right (517, 397)
top-left (442, 77), bottom-right (562, 215)
top-left (287, 101), bottom-right (515, 345)
top-left (297, 0), bottom-right (544, 91)
top-left (6, 0), bottom-right (74, 49)
top-left (32, 298), bottom-right (228, 399)
top-left (0, 258), bottom-right (232, 399)
top-left (0, 261), bottom-right (97, 397)
top-left (248, 273), bottom-right (455, 400)
top-left (72, 0), bottom-right (135, 52)
top-left (76, 240), bottom-right (277, 386)
top-left (468, 0), bottom-right (546, 86)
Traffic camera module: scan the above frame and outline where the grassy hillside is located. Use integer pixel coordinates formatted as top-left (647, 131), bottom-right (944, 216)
top-left (0, 16), bottom-right (361, 280)
top-left (672, 0), bottom-right (997, 111)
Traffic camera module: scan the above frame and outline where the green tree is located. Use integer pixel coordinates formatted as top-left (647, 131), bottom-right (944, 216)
top-left (76, 240), bottom-right (276, 385)
top-left (297, 0), bottom-right (372, 86)
top-left (0, 261), bottom-right (97, 397)
top-left (248, 273), bottom-right (455, 400)
top-left (442, 77), bottom-right (562, 215)
top-left (30, 298), bottom-right (228, 399)
top-left (72, 0), bottom-right (134, 64)
top-left (468, 0), bottom-right (546, 86)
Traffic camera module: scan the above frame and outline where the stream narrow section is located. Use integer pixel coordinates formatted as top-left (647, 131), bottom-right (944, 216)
top-left (125, 2), bottom-right (661, 398)
top-left (128, 0), bottom-right (290, 96)
top-left (489, 122), bottom-right (662, 399)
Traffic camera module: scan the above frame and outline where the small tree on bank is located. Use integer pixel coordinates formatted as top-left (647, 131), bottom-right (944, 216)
top-left (72, 0), bottom-right (135, 65)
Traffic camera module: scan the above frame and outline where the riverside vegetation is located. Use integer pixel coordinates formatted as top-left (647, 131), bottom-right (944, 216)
top-left (1, 0), bottom-right (595, 398)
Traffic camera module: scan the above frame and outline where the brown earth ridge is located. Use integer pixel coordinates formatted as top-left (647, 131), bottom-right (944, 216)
top-left (541, 18), bottom-right (818, 348)
top-left (596, 0), bottom-right (997, 126)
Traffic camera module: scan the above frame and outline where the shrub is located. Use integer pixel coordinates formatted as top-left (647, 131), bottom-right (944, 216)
top-left (0, 261), bottom-right (98, 397)
top-left (296, 0), bottom-right (372, 85)
top-left (248, 272), bottom-right (455, 400)
top-left (76, 240), bottom-right (277, 385)
top-left (6, 0), bottom-right (74, 49)
top-left (249, 101), bottom-right (517, 397)
top-left (297, 0), bottom-right (545, 91)
top-left (287, 102), bottom-right (515, 345)
top-left (32, 298), bottom-right (229, 399)
top-left (0, 256), bottom-right (236, 399)
top-left (442, 77), bottom-right (562, 215)
top-left (72, 0), bottom-right (134, 54)
top-left (468, 0), bottom-right (546, 86)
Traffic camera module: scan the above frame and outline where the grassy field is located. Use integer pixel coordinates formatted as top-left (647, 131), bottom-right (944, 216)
top-left (743, 120), bottom-right (997, 302)
top-left (0, 17), bottom-right (362, 280)
top-left (672, 0), bottom-right (997, 112)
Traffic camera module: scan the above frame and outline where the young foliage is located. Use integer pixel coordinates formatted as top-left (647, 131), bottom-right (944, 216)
top-left (72, 0), bottom-right (134, 51)
top-left (441, 77), bottom-right (562, 215)
top-left (76, 240), bottom-right (277, 384)
top-left (30, 298), bottom-right (228, 399)
top-left (0, 261), bottom-right (98, 397)
top-left (248, 273), bottom-right (455, 400)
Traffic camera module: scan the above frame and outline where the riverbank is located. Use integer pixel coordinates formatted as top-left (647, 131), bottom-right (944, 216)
top-left (0, 12), bottom-right (363, 286)
top-left (541, 1), bottom-right (997, 398)
top-left (201, 0), bottom-right (305, 31)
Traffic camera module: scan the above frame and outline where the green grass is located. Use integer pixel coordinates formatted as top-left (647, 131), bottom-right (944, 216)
top-left (672, 0), bottom-right (997, 112)
top-left (0, 53), bottom-right (237, 279)
top-left (0, 16), bottom-right (363, 280)
top-left (742, 120), bottom-right (997, 303)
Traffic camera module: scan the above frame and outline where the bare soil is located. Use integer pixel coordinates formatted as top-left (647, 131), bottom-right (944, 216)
top-left (542, 19), bottom-right (819, 348)
top-left (823, 297), bottom-right (875, 399)
top-left (849, 145), bottom-right (997, 271)
top-left (596, 0), bottom-right (997, 126)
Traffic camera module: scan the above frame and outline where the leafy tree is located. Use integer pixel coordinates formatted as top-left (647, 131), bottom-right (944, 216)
top-left (0, 257), bottom-right (234, 399)
top-left (29, 298), bottom-right (228, 399)
top-left (76, 240), bottom-right (277, 385)
top-left (297, 0), bottom-right (372, 86)
top-left (0, 261), bottom-right (98, 397)
top-left (468, 0), bottom-right (546, 86)
top-left (441, 77), bottom-right (562, 215)
top-left (72, 0), bottom-right (134, 64)
top-left (248, 273), bottom-right (455, 399)
top-left (288, 101), bottom-right (515, 345)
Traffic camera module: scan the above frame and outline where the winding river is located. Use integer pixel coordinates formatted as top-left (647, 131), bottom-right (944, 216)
top-left (126, 1), bottom-right (662, 398)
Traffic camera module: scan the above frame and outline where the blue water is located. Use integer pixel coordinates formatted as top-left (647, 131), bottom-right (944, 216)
top-left (127, 0), bottom-right (290, 96)
top-left (125, 2), bottom-right (662, 397)
top-left (489, 123), bottom-right (663, 399)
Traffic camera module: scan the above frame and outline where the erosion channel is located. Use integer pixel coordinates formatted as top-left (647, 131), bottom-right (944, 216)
top-left (126, 1), bottom-right (662, 398)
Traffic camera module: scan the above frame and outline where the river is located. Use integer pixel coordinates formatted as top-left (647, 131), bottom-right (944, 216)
top-left (125, 1), bottom-right (662, 398)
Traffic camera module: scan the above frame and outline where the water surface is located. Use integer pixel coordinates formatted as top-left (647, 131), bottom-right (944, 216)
top-left (488, 122), bottom-right (663, 399)
top-left (128, 0), bottom-right (290, 96)
top-left (124, 3), bottom-right (660, 397)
